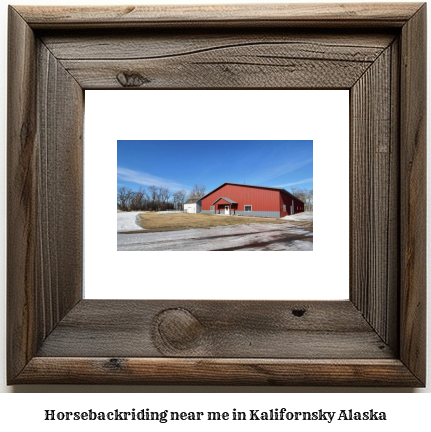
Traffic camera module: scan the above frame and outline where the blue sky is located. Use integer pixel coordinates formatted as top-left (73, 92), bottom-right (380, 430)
top-left (117, 140), bottom-right (313, 194)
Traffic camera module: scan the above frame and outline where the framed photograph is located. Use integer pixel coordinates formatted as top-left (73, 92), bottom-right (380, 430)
top-left (7, 3), bottom-right (426, 386)
top-left (85, 89), bottom-right (348, 301)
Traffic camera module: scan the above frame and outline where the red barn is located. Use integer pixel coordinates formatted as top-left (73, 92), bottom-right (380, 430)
top-left (200, 183), bottom-right (304, 218)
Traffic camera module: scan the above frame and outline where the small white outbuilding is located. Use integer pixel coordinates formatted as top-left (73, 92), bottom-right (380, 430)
top-left (184, 198), bottom-right (202, 213)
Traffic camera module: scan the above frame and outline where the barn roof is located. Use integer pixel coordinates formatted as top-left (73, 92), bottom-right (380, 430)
top-left (212, 197), bottom-right (238, 205)
top-left (202, 182), bottom-right (305, 204)
top-left (184, 198), bottom-right (202, 204)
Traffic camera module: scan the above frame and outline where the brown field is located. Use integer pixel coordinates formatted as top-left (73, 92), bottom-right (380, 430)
top-left (135, 212), bottom-right (290, 232)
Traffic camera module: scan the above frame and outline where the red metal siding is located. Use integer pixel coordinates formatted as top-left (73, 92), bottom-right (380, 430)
top-left (215, 198), bottom-right (232, 205)
top-left (279, 191), bottom-right (304, 216)
top-left (202, 184), bottom-right (280, 213)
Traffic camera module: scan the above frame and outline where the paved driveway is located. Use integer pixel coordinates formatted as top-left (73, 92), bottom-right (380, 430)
top-left (117, 222), bottom-right (312, 251)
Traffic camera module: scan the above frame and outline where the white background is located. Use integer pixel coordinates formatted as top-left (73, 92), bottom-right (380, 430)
top-left (0, 0), bottom-right (429, 424)
top-left (85, 90), bottom-right (349, 300)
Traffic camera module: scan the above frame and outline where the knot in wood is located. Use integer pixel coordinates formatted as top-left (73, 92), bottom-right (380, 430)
top-left (292, 308), bottom-right (306, 317)
top-left (155, 308), bottom-right (203, 351)
top-left (108, 358), bottom-right (123, 369)
top-left (116, 71), bottom-right (150, 87)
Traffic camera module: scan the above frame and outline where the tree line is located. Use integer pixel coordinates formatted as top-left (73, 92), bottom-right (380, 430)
top-left (118, 183), bottom-right (312, 212)
top-left (290, 187), bottom-right (313, 211)
top-left (117, 184), bottom-right (206, 212)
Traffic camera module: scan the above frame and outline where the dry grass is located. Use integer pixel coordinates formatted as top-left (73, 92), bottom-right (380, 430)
top-left (135, 212), bottom-right (289, 232)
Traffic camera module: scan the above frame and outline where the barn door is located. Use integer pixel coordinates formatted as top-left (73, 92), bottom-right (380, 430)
top-left (225, 205), bottom-right (229, 215)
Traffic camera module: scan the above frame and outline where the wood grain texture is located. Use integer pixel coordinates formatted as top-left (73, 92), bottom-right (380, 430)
top-left (15, 3), bottom-right (423, 29)
top-left (387, 38), bottom-right (401, 353)
top-left (35, 40), bottom-right (84, 335)
top-left (7, 6), bottom-right (38, 381)
top-left (7, 3), bottom-right (427, 386)
top-left (53, 31), bottom-right (394, 89)
top-left (41, 30), bottom-right (395, 60)
top-left (60, 55), bottom-right (373, 90)
top-left (36, 300), bottom-right (394, 359)
top-left (350, 42), bottom-right (399, 349)
top-left (15, 358), bottom-right (423, 386)
top-left (7, 6), bottom-right (84, 384)
top-left (399, 3), bottom-right (427, 385)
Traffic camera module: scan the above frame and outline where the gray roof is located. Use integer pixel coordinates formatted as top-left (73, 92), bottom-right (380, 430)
top-left (184, 198), bottom-right (202, 204)
top-left (202, 182), bottom-right (305, 204)
top-left (212, 197), bottom-right (238, 205)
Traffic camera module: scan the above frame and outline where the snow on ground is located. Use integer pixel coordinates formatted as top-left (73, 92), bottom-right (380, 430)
top-left (239, 239), bottom-right (313, 251)
top-left (117, 211), bottom-right (147, 232)
top-left (118, 222), bottom-right (312, 251)
top-left (281, 211), bottom-right (313, 222)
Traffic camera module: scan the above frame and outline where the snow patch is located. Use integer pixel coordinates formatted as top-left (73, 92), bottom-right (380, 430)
top-left (117, 211), bottom-right (147, 232)
top-left (281, 211), bottom-right (313, 222)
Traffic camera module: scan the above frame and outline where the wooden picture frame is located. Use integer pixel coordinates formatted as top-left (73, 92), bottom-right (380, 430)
top-left (7, 3), bottom-right (426, 386)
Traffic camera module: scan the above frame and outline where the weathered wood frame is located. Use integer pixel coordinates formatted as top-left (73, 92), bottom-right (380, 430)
top-left (7, 3), bottom-right (426, 386)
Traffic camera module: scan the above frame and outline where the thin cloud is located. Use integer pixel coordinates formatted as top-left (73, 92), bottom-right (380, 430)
top-left (255, 158), bottom-right (313, 183)
top-left (275, 177), bottom-right (314, 188)
top-left (117, 167), bottom-right (190, 191)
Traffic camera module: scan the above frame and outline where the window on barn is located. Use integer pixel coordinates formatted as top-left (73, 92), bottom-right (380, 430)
top-left (283, 205), bottom-right (286, 212)
top-left (244, 205), bottom-right (252, 212)
top-left (210, 206), bottom-right (214, 210)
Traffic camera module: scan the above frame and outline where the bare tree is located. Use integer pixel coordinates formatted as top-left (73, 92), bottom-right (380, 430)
top-left (306, 189), bottom-right (313, 211)
top-left (173, 189), bottom-right (187, 210)
top-left (188, 184), bottom-right (206, 199)
top-left (159, 186), bottom-right (171, 210)
top-left (117, 187), bottom-right (134, 211)
top-left (130, 187), bottom-right (148, 211)
top-left (158, 186), bottom-right (171, 211)
top-left (290, 187), bottom-right (313, 211)
top-left (118, 185), bottom-right (188, 212)
top-left (147, 185), bottom-right (159, 211)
